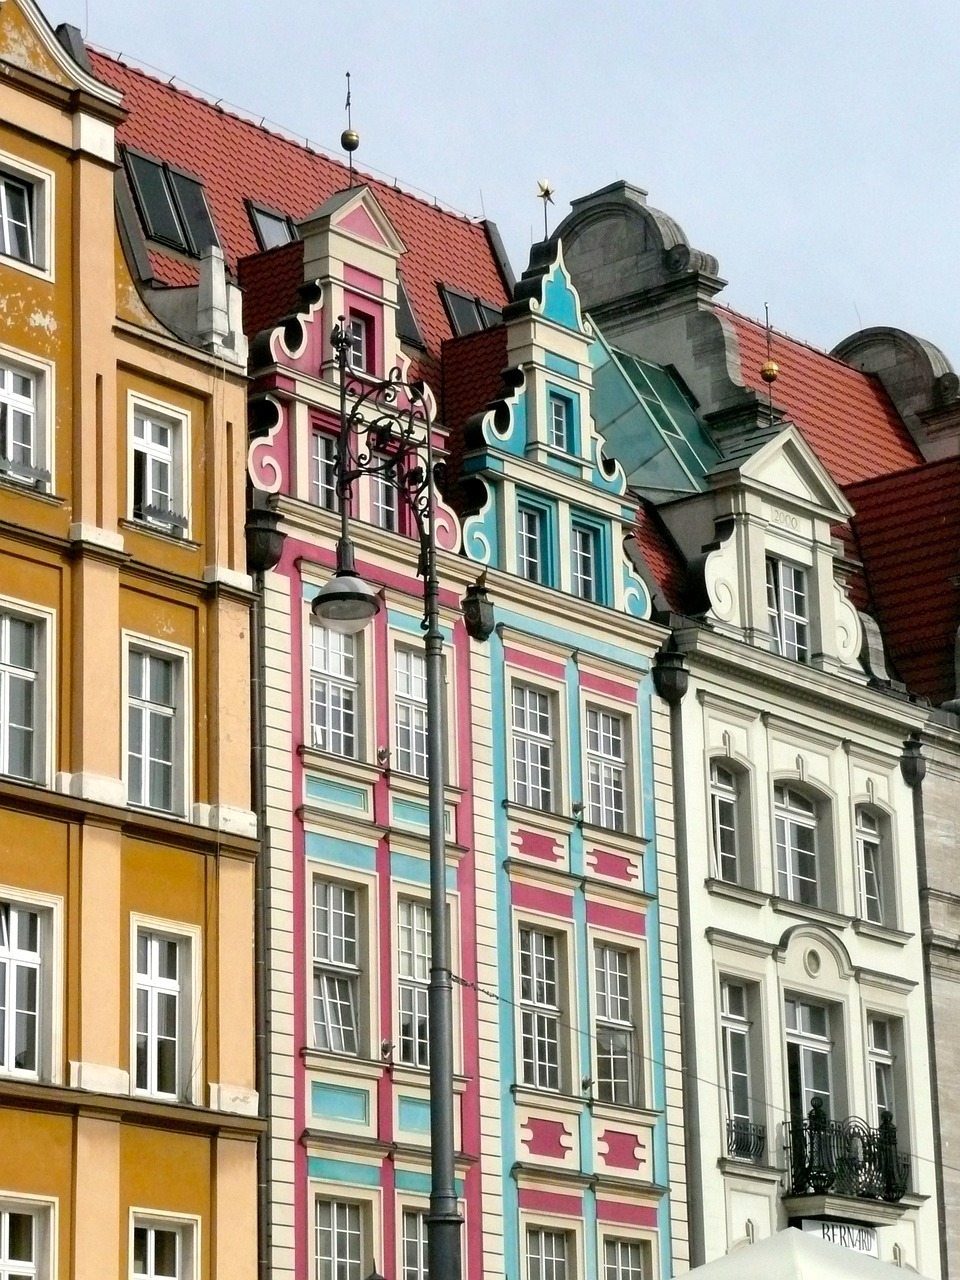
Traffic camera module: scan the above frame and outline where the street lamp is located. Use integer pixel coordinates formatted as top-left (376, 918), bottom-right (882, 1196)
top-left (312, 319), bottom-right (463, 1280)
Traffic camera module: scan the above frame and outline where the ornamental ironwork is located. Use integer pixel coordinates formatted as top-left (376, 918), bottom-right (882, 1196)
top-left (727, 1117), bottom-right (767, 1162)
top-left (784, 1097), bottom-right (910, 1202)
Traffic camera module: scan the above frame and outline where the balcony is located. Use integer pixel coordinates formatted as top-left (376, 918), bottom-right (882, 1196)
top-left (727, 1116), bottom-right (767, 1162)
top-left (784, 1098), bottom-right (910, 1202)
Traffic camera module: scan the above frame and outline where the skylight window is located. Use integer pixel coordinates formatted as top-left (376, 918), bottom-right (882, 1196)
top-left (124, 149), bottom-right (220, 257)
top-left (439, 284), bottom-right (501, 337)
top-left (248, 202), bottom-right (296, 251)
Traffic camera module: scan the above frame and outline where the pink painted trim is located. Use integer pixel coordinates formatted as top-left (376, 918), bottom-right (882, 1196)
top-left (512, 828), bottom-right (563, 862)
top-left (344, 263), bottom-right (383, 295)
top-left (511, 881), bottom-right (573, 919)
top-left (595, 1199), bottom-right (658, 1228)
top-left (343, 290), bottom-right (383, 378)
top-left (586, 847), bottom-right (640, 883)
top-left (340, 203), bottom-right (388, 246)
top-left (517, 1189), bottom-right (583, 1216)
top-left (586, 900), bottom-right (646, 937)
top-left (503, 645), bottom-right (567, 683)
top-left (579, 669), bottom-right (637, 704)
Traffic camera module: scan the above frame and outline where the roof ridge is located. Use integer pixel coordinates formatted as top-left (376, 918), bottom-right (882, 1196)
top-left (87, 44), bottom-right (486, 232)
top-left (718, 303), bottom-right (869, 376)
top-left (844, 452), bottom-right (960, 493)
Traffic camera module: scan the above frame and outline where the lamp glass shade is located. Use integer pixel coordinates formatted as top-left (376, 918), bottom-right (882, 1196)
top-left (311, 573), bottom-right (381, 634)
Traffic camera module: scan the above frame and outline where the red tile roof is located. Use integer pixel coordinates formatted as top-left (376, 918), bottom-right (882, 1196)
top-left (633, 504), bottom-right (686, 613)
top-left (90, 50), bottom-right (509, 372)
top-left (722, 309), bottom-right (923, 487)
top-left (845, 457), bottom-right (960, 705)
top-left (440, 327), bottom-right (509, 507)
top-left (237, 241), bottom-right (305, 341)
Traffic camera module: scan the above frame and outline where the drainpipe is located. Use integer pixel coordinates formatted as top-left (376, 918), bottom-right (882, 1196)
top-left (652, 646), bottom-right (704, 1268)
top-left (900, 732), bottom-right (948, 1280)
top-left (246, 505), bottom-right (285, 1280)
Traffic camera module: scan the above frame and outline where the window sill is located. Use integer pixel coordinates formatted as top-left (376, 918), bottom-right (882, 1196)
top-left (589, 1099), bottom-right (659, 1124)
top-left (388, 770), bottom-right (466, 806)
top-left (0, 473), bottom-right (60, 504)
top-left (705, 878), bottom-right (768, 908)
top-left (780, 1190), bottom-right (926, 1225)
top-left (299, 745), bottom-right (382, 786)
top-left (578, 821), bottom-right (646, 853)
top-left (852, 917), bottom-right (913, 946)
top-left (120, 518), bottom-right (198, 549)
top-left (300, 1049), bottom-right (384, 1079)
top-left (502, 800), bottom-right (577, 836)
top-left (511, 1083), bottom-right (586, 1115)
top-left (770, 897), bottom-right (852, 930)
top-left (0, 249), bottom-right (52, 283)
top-left (717, 1156), bottom-right (784, 1183)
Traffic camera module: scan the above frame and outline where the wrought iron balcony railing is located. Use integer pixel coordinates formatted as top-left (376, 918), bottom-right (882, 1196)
top-left (784, 1097), bottom-right (910, 1202)
top-left (727, 1117), bottom-right (767, 1162)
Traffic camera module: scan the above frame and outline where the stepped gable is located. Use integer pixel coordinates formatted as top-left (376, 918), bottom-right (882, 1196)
top-left (633, 502), bottom-right (686, 614)
top-left (722, 308), bottom-right (923, 486)
top-left (846, 456), bottom-right (960, 706)
top-left (89, 48), bottom-right (509, 370)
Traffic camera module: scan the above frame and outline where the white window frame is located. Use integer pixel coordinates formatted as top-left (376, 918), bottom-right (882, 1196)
top-left (127, 393), bottom-right (191, 540)
top-left (720, 977), bottom-right (761, 1155)
top-left (766, 556), bottom-right (808, 661)
top-left (397, 897), bottom-right (431, 1068)
top-left (314, 1196), bottom-right (366, 1280)
top-left (571, 524), bottom-right (597, 602)
top-left (547, 393), bottom-right (570, 451)
top-left (399, 1205), bottom-right (428, 1280)
top-left (394, 645), bottom-right (428, 778)
top-left (312, 877), bottom-right (362, 1056)
top-left (584, 707), bottom-right (628, 831)
top-left (518, 925), bottom-right (563, 1091)
top-left (784, 996), bottom-right (835, 1119)
top-left (0, 150), bottom-right (54, 281)
top-left (130, 916), bottom-right (201, 1105)
top-left (0, 887), bottom-right (62, 1086)
top-left (593, 941), bottom-right (640, 1106)
top-left (0, 344), bottom-right (54, 494)
top-left (511, 684), bottom-right (555, 811)
top-left (526, 1226), bottom-right (570, 1280)
top-left (856, 806), bottom-right (890, 926)
top-left (517, 505), bottom-right (546, 583)
top-left (710, 762), bottom-right (741, 884)
top-left (129, 1210), bottom-right (199, 1280)
top-left (371, 462), bottom-right (398, 532)
top-left (0, 1195), bottom-right (57, 1280)
top-left (309, 624), bottom-right (360, 759)
top-left (775, 784), bottom-right (820, 907)
top-left (123, 634), bottom-right (191, 817)
top-left (0, 595), bottom-right (54, 789)
top-left (310, 431), bottom-right (339, 512)
top-left (867, 1013), bottom-right (898, 1126)
top-left (346, 313), bottom-right (372, 374)
top-left (602, 1236), bottom-right (650, 1280)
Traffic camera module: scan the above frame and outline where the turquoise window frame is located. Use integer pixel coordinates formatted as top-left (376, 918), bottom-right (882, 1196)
top-left (545, 384), bottom-right (579, 455)
top-left (570, 510), bottom-right (610, 606)
top-left (515, 491), bottom-right (557, 587)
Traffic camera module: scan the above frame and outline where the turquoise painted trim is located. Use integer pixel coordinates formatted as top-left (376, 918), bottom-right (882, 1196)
top-left (583, 1190), bottom-right (599, 1280)
top-left (544, 454), bottom-right (582, 478)
top-left (311, 1081), bottom-right (368, 1124)
top-left (542, 262), bottom-right (580, 330)
top-left (394, 1169), bottom-right (465, 1197)
top-left (515, 489), bottom-right (557, 587)
top-left (570, 510), bottom-right (612, 608)
top-left (305, 831), bottom-right (376, 873)
top-left (302, 582), bottom-right (320, 603)
top-left (307, 1157), bottom-right (380, 1186)
top-left (495, 607), bottom-right (650, 674)
top-left (545, 381), bottom-right (581, 456)
top-left (393, 796), bottom-right (429, 829)
top-left (305, 773), bottom-right (369, 815)
top-left (461, 480), bottom-right (499, 568)
top-left (389, 851), bottom-right (457, 893)
top-left (397, 1095), bottom-right (432, 1133)
top-left (545, 350), bottom-right (579, 378)
top-left (388, 608), bottom-right (453, 644)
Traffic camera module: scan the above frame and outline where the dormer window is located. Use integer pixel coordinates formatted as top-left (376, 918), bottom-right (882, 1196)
top-left (347, 314), bottom-right (371, 373)
top-left (766, 557), bottom-right (808, 661)
top-left (438, 285), bottom-right (502, 337)
top-left (548, 393), bottom-right (570, 450)
top-left (248, 202), bottom-right (296, 251)
top-left (124, 149), bottom-right (219, 258)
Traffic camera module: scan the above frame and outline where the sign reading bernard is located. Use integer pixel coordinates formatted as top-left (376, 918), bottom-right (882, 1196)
top-left (801, 1220), bottom-right (879, 1257)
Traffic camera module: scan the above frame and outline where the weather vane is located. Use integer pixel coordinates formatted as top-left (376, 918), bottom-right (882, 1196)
top-left (341, 71), bottom-right (360, 186)
top-left (537, 179), bottom-right (555, 240)
top-left (760, 301), bottom-right (779, 426)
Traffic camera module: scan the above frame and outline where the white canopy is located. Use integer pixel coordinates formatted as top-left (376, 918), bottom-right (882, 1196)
top-left (673, 1229), bottom-right (931, 1280)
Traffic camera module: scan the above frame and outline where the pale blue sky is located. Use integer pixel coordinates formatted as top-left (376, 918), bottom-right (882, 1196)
top-left (53, 0), bottom-right (960, 365)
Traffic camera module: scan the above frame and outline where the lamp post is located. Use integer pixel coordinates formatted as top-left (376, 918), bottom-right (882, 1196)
top-left (312, 320), bottom-right (463, 1280)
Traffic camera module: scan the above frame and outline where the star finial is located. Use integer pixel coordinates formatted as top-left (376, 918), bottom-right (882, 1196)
top-left (537, 179), bottom-right (555, 239)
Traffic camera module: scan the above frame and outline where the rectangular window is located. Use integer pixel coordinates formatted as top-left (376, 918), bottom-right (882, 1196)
top-left (766, 557), bottom-right (808, 662)
top-left (595, 943), bottom-right (638, 1105)
top-left (395, 647), bottom-right (428, 778)
top-left (0, 612), bottom-right (37, 782)
top-left (132, 1220), bottom-right (192, 1280)
top-left (548, 393), bottom-right (570, 450)
top-left (125, 150), bottom-right (219, 258)
top-left (401, 1210), bottom-right (428, 1280)
top-left (397, 899), bottom-right (430, 1067)
top-left (0, 364), bottom-right (41, 487)
top-left (785, 997), bottom-right (833, 1119)
top-left (0, 1205), bottom-right (43, 1280)
top-left (585, 708), bottom-right (626, 831)
top-left (856, 808), bottom-right (884, 925)
top-left (571, 525), bottom-right (597, 602)
top-left (511, 685), bottom-right (553, 811)
top-left (868, 1015), bottom-right (896, 1125)
top-left (710, 764), bottom-right (740, 883)
top-left (721, 980), bottom-right (766, 1160)
top-left (604, 1239), bottom-right (645, 1280)
top-left (527, 1228), bottom-right (568, 1280)
top-left (248, 203), bottom-right (295, 251)
top-left (135, 931), bottom-right (185, 1099)
top-left (0, 902), bottom-right (40, 1078)
top-left (0, 174), bottom-right (33, 265)
top-left (132, 408), bottom-right (187, 536)
top-left (519, 927), bottom-right (560, 1091)
top-left (775, 785), bottom-right (818, 906)
top-left (315, 1200), bottom-right (362, 1280)
top-left (309, 626), bottom-right (358, 758)
top-left (312, 880), bottom-right (359, 1055)
top-left (517, 506), bottom-right (545, 583)
top-left (347, 315), bottom-right (371, 373)
top-left (128, 649), bottom-right (179, 812)
top-left (372, 464), bottom-right (398, 532)
top-left (310, 433), bottom-right (339, 512)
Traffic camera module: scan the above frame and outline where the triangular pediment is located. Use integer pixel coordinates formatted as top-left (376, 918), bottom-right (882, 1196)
top-left (734, 425), bottom-right (854, 519)
top-left (0, 0), bottom-right (122, 104)
top-left (300, 185), bottom-right (406, 257)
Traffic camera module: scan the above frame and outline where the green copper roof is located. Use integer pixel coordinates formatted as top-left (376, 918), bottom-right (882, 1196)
top-left (590, 330), bottom-right (723, 501)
